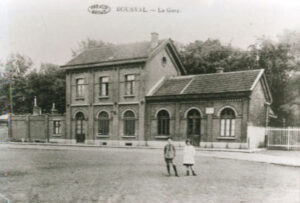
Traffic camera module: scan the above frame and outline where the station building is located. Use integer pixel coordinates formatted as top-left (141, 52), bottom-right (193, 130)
top-left (56, 33), bottom-right (273, 149)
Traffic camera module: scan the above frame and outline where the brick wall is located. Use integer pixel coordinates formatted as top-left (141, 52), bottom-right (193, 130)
top-left (145, 98), bottom-right (246, 145)
top-left (11, 114), bottom-right (65, 142)
top-left (249, 80), bottom-right (267, 127)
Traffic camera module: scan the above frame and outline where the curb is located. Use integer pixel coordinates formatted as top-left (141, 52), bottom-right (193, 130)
top-left (0, 142), bottom-right (264, 153)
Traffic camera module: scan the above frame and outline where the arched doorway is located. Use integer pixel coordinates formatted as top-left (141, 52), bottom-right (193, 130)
top-left (157, 110), bottom-right (170, 136)
top-left (123, 110), bottom-right (136, 136)
top-left (187, 109), bottom-right (201, 146)
top-left (75, 112), bottom-right (85, 143)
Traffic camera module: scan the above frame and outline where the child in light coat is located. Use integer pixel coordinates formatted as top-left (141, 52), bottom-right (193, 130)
top-left (183, 139), bottom-right (197, 176)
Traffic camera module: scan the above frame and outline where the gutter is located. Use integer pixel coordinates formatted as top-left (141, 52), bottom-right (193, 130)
top-left (60, 57), bottom-right (147, 69)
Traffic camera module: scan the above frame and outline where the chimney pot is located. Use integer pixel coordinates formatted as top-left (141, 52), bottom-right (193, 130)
top-left (216, 67), bottom-right (224, 73)
top-left (151, 32), bottom-right (159, 48)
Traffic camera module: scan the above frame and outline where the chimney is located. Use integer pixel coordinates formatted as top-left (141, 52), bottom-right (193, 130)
top-left (216, 67), bottom-right (224, 73)
top-left (151, 32), bottom-right (159, 48)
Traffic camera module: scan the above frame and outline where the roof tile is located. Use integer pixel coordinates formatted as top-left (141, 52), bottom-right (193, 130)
top-left (66, 41), bottom-right (164, 66)
top-left (153, 69), bottom-right (262, 96)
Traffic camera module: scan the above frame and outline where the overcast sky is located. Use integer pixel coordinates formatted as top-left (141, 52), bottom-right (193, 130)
top-left (0, 0), bottom-right (300, 68)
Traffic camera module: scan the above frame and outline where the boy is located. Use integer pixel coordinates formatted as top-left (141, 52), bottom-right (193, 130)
top-left (164, 138), bottom-right (179, 176)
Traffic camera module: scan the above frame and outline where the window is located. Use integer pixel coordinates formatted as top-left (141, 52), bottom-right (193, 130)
top-left (99, 77), bottom-right (109, 96)
top-left (123, 110), bottom-right (135, 136)
top-left (125, 74), bottom-right (135, 95)
top-left (157, 110), bottom-right (170, 135)
top-left (76, 78), bottom-right (85, 97)
top-left (53, 121), bottom-right (61, 134)
top-left (98, 111), bottom-right (109, 135)
top-left (220, 108), bottom-right (235, 137)
top-left (161, 56), bottom-right (167, 67)
top-left (75, 112), bottom-right (85, 135)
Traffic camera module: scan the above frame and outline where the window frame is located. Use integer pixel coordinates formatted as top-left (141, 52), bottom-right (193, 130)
top-left (124, 74), bottom-right (135, 96)
top-left (99, 76), bottom-right (109, 97)
top-left (220, 108), bottom-right (236, 137)
top-left (76, 78), bottom-right (85, 98)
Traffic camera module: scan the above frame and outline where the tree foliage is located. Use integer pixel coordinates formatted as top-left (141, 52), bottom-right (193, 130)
top-left (1, 34), bottom-right (299, 126)
top-left (0, 55), bottom-right (65, 115)
top-left (180, 38), bottom-right (296, 126)
top-left (71, 38), bottom-right (114, 57)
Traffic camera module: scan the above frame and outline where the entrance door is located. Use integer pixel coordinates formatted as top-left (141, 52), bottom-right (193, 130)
top-left (187, 109), bottom-right (201, 146)
top-left (75, 112), bottom-right (85, 143)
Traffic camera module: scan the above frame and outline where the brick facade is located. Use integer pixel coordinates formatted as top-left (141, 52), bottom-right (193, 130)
top-left (10, 34), bottom-right (273, 149)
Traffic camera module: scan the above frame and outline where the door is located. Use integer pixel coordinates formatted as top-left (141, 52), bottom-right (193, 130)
top-left (187, 109), bottom-right (201, 146)
top-left (75, 112), bottom-right (85, 143)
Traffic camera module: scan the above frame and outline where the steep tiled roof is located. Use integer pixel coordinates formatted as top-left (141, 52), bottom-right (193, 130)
top-left (65, 41), bottom-right (165, 66)
top-left (153, 69), bottom-right (263, 96)
top-left (153, 77), bottom-right (192, 96)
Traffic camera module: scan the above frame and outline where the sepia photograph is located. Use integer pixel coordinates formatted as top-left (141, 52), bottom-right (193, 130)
top-left (0, 0), bottom-right (300, 202)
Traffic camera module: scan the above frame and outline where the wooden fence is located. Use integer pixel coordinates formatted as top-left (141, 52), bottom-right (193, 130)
top-left (266, 127), bottom-right (300, 150)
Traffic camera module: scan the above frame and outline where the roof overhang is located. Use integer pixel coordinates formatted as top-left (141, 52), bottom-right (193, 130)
top-left (60, 57), bottom-right (147, 70)
top-left (146, 91), bottom-right (251, 102)
top-left (251, 69), bottom-right (273, 104)
top-left (166, 41), bottom-right (187, 75)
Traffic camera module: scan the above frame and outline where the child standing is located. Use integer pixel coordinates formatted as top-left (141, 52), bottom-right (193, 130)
top-left (164, 138), bottom-right (179, 177)
top-left (183, 139), bottom-right (197, 176)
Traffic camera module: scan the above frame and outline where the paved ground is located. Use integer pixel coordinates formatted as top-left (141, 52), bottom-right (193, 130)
top-left (0, 146), bottom-right (299, 203)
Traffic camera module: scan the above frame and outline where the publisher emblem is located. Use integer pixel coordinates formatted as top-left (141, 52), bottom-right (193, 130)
top-left (88, 4), bottom-right (111, 14)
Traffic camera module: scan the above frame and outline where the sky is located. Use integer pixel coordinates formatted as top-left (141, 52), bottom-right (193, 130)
top-left (0, 0), bottom-right (300, 68)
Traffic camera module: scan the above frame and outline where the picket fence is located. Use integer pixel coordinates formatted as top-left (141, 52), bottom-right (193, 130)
top-left (266, 127), bottom-right (300, 150)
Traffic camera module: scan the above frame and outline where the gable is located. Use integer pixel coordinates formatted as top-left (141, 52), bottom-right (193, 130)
top-left (251, 73), bottom-right (272, 103)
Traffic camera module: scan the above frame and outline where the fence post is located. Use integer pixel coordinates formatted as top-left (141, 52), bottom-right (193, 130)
top-left (287, 128), bottom-right (290, 150)
top-left (267, 127), bottom-right (270, 148)
top-left (26, 115), bottom-right (31, 142)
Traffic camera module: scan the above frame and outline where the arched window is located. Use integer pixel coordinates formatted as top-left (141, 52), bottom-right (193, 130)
top-left (157, 110), bottom-right (170, 135)
top-left (123, 110), bottom-right (135, 136)
top-left (187, 109), bottom-right (201, 136)
top-left (98, 111), bottom-right (109, 135)
top-left (220, 108), bottom-right (236, 137)
top-left (75, 112), bottom-right (84, 135)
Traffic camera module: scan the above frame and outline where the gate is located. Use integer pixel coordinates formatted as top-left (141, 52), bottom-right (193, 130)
top-left (266, 127), bottom-right (300, 150)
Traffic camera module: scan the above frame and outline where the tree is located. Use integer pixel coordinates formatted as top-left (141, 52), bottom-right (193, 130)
top-left (180, 39), bottom-right (253, 74)
top-left (0, 54), bottom-right (33, 115)
top-left (25, 63), bottom-right (66, 114)
top-left (5, 53), bottom-right (32, 76)
top-left (251, 39), bottom-right (295, 126)
top-left (0, 54), bottom-right (66, 115)
top-left (180, 37), bottom-right (297, 126)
